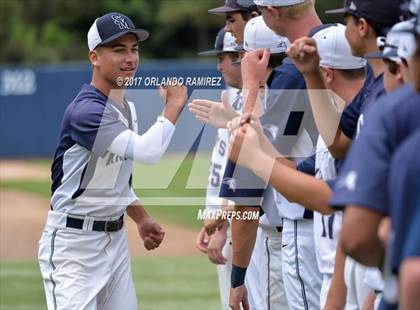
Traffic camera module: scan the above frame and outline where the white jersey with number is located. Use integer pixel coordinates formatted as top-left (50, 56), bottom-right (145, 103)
top-left (206, 88), bottom-right (242, 211)
top-left (314, 137), bottom-right (343, 275)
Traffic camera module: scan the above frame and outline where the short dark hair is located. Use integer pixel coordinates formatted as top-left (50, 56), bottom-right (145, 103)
top-left (335, 67), bottom-right (366, 80)
top-left (239, 6), bottom-right (260, 21)
top-left (351, 15), bottom-right (390, 37)
top-left (383, 58), bottom-right (399, 75)
top-left (268, 53), bottom-right (287, 69)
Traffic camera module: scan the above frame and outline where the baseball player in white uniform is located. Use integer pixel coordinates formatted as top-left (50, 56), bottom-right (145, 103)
top-left (38, 12), bottom-right (187, 309)
top-left (195, 28), bottom-right (247, 310)
top-left (192, 16), bottom-right (291, 310)
top-left (309, 24), bottom-right (367, 308)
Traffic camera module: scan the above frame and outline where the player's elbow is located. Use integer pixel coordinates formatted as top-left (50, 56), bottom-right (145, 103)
top-left (133, 148), bottom-right (165, 165)
top-left (341, 232), bottom-right (371, 262)
top-left (299, 194), bottom-right (334, 215)
top-left (328, 130), bottom-right (351, 160)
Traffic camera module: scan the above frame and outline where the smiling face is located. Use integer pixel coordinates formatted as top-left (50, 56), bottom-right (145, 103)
top-left (90, 33), bottom-right (139, 88)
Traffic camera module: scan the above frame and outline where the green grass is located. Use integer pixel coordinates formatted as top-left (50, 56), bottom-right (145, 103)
top-left (0, 257), bottom-right (220, 310)
top-left (0, 180), bottom-right (52, 198)
top-left (0, 154), bottom-right (214, 229)
top-left (0, 155), bottom-right (221, 308)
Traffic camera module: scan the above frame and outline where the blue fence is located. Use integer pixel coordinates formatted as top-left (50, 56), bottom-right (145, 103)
top-left (0, 60), bottom-right (224, 158)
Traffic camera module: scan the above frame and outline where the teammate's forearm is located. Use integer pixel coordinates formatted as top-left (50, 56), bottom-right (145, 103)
top-left (341, 206), bottom-right (385, 268)
top-left (242, 84), bottom-right (260, 116)
top-left (325, 237), bottom-right (347, 309)
top-left (251, 154), bottom-right (334, 214)
top-left (127, 201), bottom-right (150, 224)
top-left (303, 70), bottom-right (346, 150)
top-left (231, 207), bottom-right (259, 268)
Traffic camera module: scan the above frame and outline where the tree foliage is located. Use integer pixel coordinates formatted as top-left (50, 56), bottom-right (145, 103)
top-left (0, 0), bottom-right (344, 64)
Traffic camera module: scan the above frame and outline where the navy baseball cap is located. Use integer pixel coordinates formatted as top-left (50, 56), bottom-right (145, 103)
top-left (198, 28), bottom-right (239, 56)
top-left (208, 0), bottom-right (256, 15)
top-left (326, 0), bottom-right (402, 26)
top-left (198, 29), bottom-right (226, 56)
top-left (87, 12), bottom-right (149, 51)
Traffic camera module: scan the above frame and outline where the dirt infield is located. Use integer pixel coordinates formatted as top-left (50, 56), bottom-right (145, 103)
top-left (0, 160), bottom-right (51, 181)
top-left (0, 190), bottom-right (200, 260)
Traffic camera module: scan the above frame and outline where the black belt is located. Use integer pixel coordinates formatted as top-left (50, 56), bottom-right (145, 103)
top-left (303, 209), bottom-right (314, 219)
top-left (66, 215), bottom-right (124, 232)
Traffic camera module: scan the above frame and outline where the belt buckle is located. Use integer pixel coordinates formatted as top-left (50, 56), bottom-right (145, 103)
top-left (104, 220), bottom-right (115, 232)
top-left (104, 218), bottom-right (122, 232)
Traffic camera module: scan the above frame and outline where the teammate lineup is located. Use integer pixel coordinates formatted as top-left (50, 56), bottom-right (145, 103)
top-left (37, 0), bottom-right (420, 309)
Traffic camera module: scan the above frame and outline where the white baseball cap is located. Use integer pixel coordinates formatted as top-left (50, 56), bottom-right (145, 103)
top-left (243, 16), bottom-right (290, 53)
top-left (253, 0), bottom-right (306, 6)
top-left (409, 0), bottom-right (419, 14)
top-left (313, 24), bottom-right (366, 70)
top-left (224, 32), bottom-right (239, 52)
top-left (365, 19), bottom-right (417, 61)
top-left (198, 28), bottom-right (239, 56)
top-left (395, 19), bottom-right (417, 60)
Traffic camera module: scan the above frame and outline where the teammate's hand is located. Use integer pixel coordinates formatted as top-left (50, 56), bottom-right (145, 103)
top-left (204, 205), bottom-right (234, 236)
top-left (206, 225), bottom-right (228, 265)
top-left (137, 217), bottom-right (165, 251)
top-left (229, 284), bottom-right (249, 310)
top-left (204, 217), bottom-right (226, 236)
top-left (287, 37), bottom-right (321, 75)
top-left (241, 49), bottom-right (270, 90)
top-left (229, 117), bottom-right (266, 171)
top-left (196, 227), bottom-right (210, 253)
top-left (188, 91), bottom-right (239, 128)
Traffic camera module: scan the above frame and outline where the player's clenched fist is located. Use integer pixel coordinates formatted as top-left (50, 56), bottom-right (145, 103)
top-left (137, 217), bottom-right (165, 250)
top-left (241, 49), bottom-right (270, 89)
top-left (287, 37), bottom-right (320, 75)
top-left (162, 84), bottom-right (188, 108)
top-left (159, 84), bottom-right (188, 124)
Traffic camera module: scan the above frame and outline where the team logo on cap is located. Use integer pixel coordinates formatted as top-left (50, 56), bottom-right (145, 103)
top-left (111, 15), bottom-right (129, 30)
top-left (349, 1), bottom-right (357, 11)
top-left (278, 42), bottom-right (288, 49)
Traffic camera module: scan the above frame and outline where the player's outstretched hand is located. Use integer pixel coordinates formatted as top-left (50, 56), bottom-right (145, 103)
top-left (241, 49), bottom-right (270, 89)
top-left (137, 217), bottom-right (165, 251)
top-left (188, 91), bottom-right (239, 128)
top-left (287, 37), bottom-right (320, 75)
top-left (229, 285), bottom-right (249, 310)
top-left (195, 227), bottom-right (209, 253)
top-left (206, 226), bottom-right (227, 265)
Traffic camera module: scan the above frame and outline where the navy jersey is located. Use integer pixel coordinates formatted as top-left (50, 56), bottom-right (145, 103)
top-left (51, 83), bottom-right (138, 217)
top-left (330, 85), bottom-right (420, 211)
top-left (340, 65), bottom-right (386, 139)
top-left (388, 129), bottom-right (420, 274)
